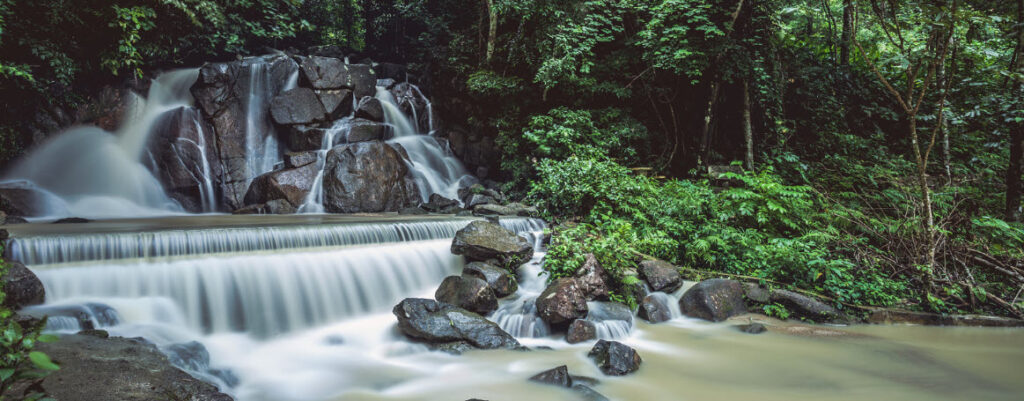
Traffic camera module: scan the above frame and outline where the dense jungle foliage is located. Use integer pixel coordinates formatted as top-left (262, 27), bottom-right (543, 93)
top-left (1, 0), bottom-right (1023, 318)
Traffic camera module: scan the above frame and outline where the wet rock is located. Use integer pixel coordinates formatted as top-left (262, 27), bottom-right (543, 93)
top-left (451, 220), bottom-right (534, 266)
top-left (574, 254), bottom-right (612, 301)
top-left (440, 206), bottom-right (467, 215)
top-left (422, 193), bottom-right (459, 212)
top-left (566, 319), bottom-right (597, 344)
top-left (300, 57), bottom-right (375, 97)
top-left (3, 216), bottom-right (28, 224)
top-left (77, 329), bottom-right (109, 338)
top-left (587, 340), bottom-right (642, 376)
top-left (679, 279), bottom-right (747, 322)
top-left (392, 298), bottom-right (521, 351)
top-left (0, 186), bottom-right (51, 217)
top-left (11, 334), bottom-right (232, 401)
top-left (587, 302), bottom-right (633, 325)
top-left (270, 88), bottom-right (327, 125)
top-left (472, 203), bottom-right (537, 217)
top-left (323, 142), bottom-right (418, 213)
top-left (316, 89), bottom-right (353, 120)
top-left (53, 217), bottom-right (91, 224)
top-left (736, 323), bottom-right (767, 334)
top-left (743, 283), bottom-right (771, 303)
top-left (867, 309), bottom-right (1024, 327)
top-left (355, 96), bottom-right (384, 122)
top-left (572, 384), bottom-right (611, 401)
top-left (459, 184), bottom-right (505, 206)
top-left (434, 276), bottom-right (498, 316)
top-left (243, 162), bottom-right (318, 209)
top-left (284, 151), bottom-right (317, 168)
top-left (345, 119), bottom-right (386, 142)
top-left (638, 294), bottom-right (672, 323)
top-left (287, 125), bottom-right (329, 151)
top-left (21, 303), bottom-right (120, 331)
top-left (1, 261), bottom-right (45, 309)
top-left (529, 365), bottom-right (571, 387)
top-left (462, 262), bottom-right (518, 298)
top-left (536, 277), bottom-right (589, 327)
top-left (466, 194), bottom-right (497, 209)
top-left (637, 259), bottom-right (682, 293)
top-left (232, 199), bottom-right (296, 215)
top-left (145, 106), bottom-right (223, 212)
top-left (399, 206), bottom-right (428, 215)
top-left (769, 289), bottom-right (845, 322)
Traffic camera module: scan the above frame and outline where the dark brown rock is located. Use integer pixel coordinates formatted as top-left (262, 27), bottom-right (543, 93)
top-left (2, 261), bottom-right (45, 309)
top-left (270, 88), bottom-right (326, 125)
top-left (316, 89), bottom-right (353, 120)
top-left (462, 262), bottom-right (518, 298)
top-left (322, 142), bottom-right (418, 213)
top-left (451, 220), bottom-right (534, 266)
top-left (300, 57), bottom-right (376, 98)
top-left (0, 186), bottom-right (51, 217)
top-left (566, 320), bottom-right (597, 344)
top-left (637, 259), bottom-right (682, 293)
top-left (587, 340), bottom-right (642, 376)
top-left (575, 254), bottom-right (612, 301)
top-left (243, 162), bottom-right (318, 209)
top-left (679, 279), bottom-right (747, 322)
top-left (529, 365), bottom-right (571, 387)
top-left (434, 276), bottom-right (498, 316)
top-left (769, 289), bottom-right (845, 322)
top-left (355, 96), bottom-right (384, 122)
top-left (345, 119), bottom-right (386, 142)
top-left (638, 294), bottom-right (672, 323)
top-left (144, 106), bottom-right (222, 212)
top-left (392, 298), bottom-right (521, 352)
top-left (536, 277), bottom-right (589, 327)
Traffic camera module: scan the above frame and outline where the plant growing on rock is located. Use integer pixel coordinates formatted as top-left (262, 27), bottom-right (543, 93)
top-left (0, 259), bottom-right (58, 401)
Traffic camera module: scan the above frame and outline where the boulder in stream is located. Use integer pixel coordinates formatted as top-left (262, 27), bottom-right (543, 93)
top-left (535, 277), bottom-right (589, 328)
top-left (587, 340), bottom-right (642, 376)
top-left (355, 96), bottom-right (384, 122)
top-left (270, 88), bottom-right (327, 125)
top-left (434, 276), bottom-right (498, 315)
top-left (316, 89), bottom-right (353, 120)
top-left (638, 294), bottom-right (672, 323)
top-left (345, 119), bottom-right (386, 143)
top-left (637, 259), bottom-right (682, 293)
top-left (243, 162), bottom-right (319, 209)
top-left (6, 334), bottom-right (232, 401)
top-left (322, 141), bottom-right (418, 213)
top-left (451, 220), bottom-right (534, 266)
top-left (769, 289), bottom-right (845, 323)
top-left (1, 261), bottom-right (45, 309)
top-left (574, 254), bottom-right (612, 301)
top-left (422, 193), bottom-right (460, 212)
top-left (299, 57), bottom-right (376, 98)
top-left (679, 279), bottom-right (747, 322)
top-left (392, 298), bottom-right (521, 352)
top-left (566, 319), bottom-right (597, 344)
top-left (462, 261), bottom-right (518, 298)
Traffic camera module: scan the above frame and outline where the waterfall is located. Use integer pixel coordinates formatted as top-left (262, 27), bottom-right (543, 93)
top-left (1, 69), bottom-right (202, 219)
top-left (298, 118), bottom-right (352, 214)
top-left (376, 85), bottom-right (474, 203)
top-left (245, 63), bottom-right (280, 184)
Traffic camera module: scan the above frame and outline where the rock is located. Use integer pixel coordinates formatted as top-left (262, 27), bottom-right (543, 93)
top-left (323, 142), bottom-right (419, 213)
top-left (345, 119), bottom-right (386, 142)
top-left (434, 276), bottom-right (498, 316)
top-left (191, 55), bottom-right (300, 209)
top-left (451, 220), bottom-right (534, 266)
top-left (867, 309), bottom-right (1024, 327)
top-left (399, 206), bottom-right (428, 215)
top-left (355, 96), bottom-right (384, 122)
top-left (736, 323), bottom-right (767, 334)
top-left (300, 57), bottom-right (376, 97)
top-left (0, 186), bottom-right (51, 217)
top-left (53, 217), bottom-right (91, 224)
top-left (284, 151), bottom-right (318, 168)
top-left (572, 384), bottom-right (611, 401)
top-left (4, 216), bottom-right (28, 224)
top-left (144, 106), bottom-right (223, 212)
top-left (637, 259), bottom-right (682, 293)
top-left (586, 302), bottom-right (633, 325)
top-left (679, 279), bottom-right (748, 322)
top-left (270, 88), bottom-right (327, 125)
top-left (574, 254), bottom-right (612, 301)
top-left (440, 206), bottom-right (467, 215)
top-left (77, 329), bottom-right (109, 338)
top-left (1, 261), bottom-right (45, 309)
top-left (392, 298), bottom-right (521, 351)
top-left (459, 184), bottom-right (505, 205)
top-left (243, 162), bottom-right (318, 209)
top-left (462, 262), bottom-right (518, 298)
top-left (10, 334), bottom-right (232, 401)
top-left (232, 200), bottom-right (296, 215)
top-left (742, 283), bottom-right (771, 303)
top-left (472, 204), bottom-right (518, 216)
top-left (21, 303), bottom-right (120, 331)
top-left (566, 320), bottom-right (597, 344)
top-left (529, 365), bottom-right (572, 387)
top-left (638, 294), bottom-right (672, 323)
top-left (466, 194), bottom-right (497, 209)
top-left (422, 193), bottom-right (460, 212)
top-left (587, 340), bottom-right (642, 376)
top-left (377, 78), bottom-right (397, 89)
top-left (316, 89), bottom-right (353, 120)
top-left (769, 289), bottom-right (845, 322)
top-left (535, 277), bottom-right (589, 327)
top-left (287, 125), bottom-right (329, 151)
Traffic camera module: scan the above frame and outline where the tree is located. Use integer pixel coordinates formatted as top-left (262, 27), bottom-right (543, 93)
top-left (1006, 0), bottom-right (1024, 222)
top-left (840, 0), bottom-right (854, 67)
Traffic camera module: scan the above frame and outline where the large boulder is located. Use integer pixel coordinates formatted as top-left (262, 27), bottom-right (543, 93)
top-left (529, 365), bottom-right (571, 387)
top-left (392, 298), bottom-right (521, 352)
top-left (191, 55), bottom-right (299, 210)
top-left (270, 88), bottom-right (326, 125)
top-left (242, 162), bottom-right (318, 209)
top-left (422, 193), bottom-right (459, 212)
top-left (300, 57), bottom-right (376, 98)
top-left (679, 279), bottom-right (748, 322)
top-left (434, 276), bottom-right (498, 316)
top-left (322, 142), bottom-right (418, 213)
top-left (355, 97), bottom-right (384, 122)
top-left (145, 106), bottom-right (223, 212)
top-left (287, 125), bottom-right (329, 151)
top-left (769, 289), bottom-right (845, 322)
top-left (535, 277), bottom-right (589, 327)
top-left (462, 261), bottom-right (518, 298)
top-left (345, 119), bottom-right (386, 143)
top-left (638, 294), bottom-right (673, 324)
top-left (451, 220), bottom-right (533, 266)
top-left (7, 334), bottom-right (232, 401)
top-left (637, 259), bottom-right (682, 293)
top-left (1, 261), bottom-right (44, 309)
top-left (566, 319), bottom-right (597, 344)
top-left (316, 89), bottom-right (353, 120)
top-left (0, 186), bottom-right (52, 217)
top-left (587, 340), bottom-right (642, 376)
top-left (284, 151), bottom-right (317, 168)
top-left (574, 254), bottom-right (612, 300)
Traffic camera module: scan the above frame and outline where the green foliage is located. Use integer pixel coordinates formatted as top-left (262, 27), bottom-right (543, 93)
top-left (0, 260), bottom-right (58, 401)
top-left (637, 0), bottom-right (724, 79)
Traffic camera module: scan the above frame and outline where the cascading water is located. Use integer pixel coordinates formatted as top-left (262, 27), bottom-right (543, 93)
top-left (298, 118), bottom-right (351, 214)
top-left (1, 69), bottom-right (202, 219)
top-left (245, 63), bottom-right (281, 184)
top-left (377, 84), bottom-right (475, 203)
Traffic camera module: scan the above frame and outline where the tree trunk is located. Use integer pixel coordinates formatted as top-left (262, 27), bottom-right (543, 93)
top-left (742, 79), bottom-right (754, 170)
top-left (840, 0), bottom-right (854, 66)
top-left (1006, 0), bottom-right (1024, 221)
top-left (699, 83), bottom-right (720, 166)
top-left (485, 0), bottom-right (497, 63)
top-left (909, 116), bottom-right (938, 287)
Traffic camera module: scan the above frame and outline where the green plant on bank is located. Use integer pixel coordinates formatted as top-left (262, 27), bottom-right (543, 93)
top-left (0, 260), bottom-right (58, 401)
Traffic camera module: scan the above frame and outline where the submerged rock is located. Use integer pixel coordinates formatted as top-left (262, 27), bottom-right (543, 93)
top-left (637, 259), bottom-right (682, 293)
top-left (462, 261), bottom-right (518, 298)
top-left (1, 261), bottom-right (45, 309)
top-left (587, 340), bottom-right (642, 376)
top-left (736, 323), bottom-right (767, 334)
top-left (566, 319), bottom-right (597, 344)
top-left (679, 279), bottom-right (747, 322)
top-left (536, 277), bottom-right (589, 328)
top-left (322, 142), bottom-right (418, 213)
top-left (450, 220), bottom-right (533, 266)
top-left (434, 276), bottom-right (498, 315)
top-left (8, 334), bottom-right (232, 401)
top-left (392, 298), bottom-right (521, 352)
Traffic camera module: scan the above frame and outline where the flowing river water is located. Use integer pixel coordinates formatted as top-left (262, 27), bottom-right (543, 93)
top-left (6, 215), bottom-right (1024, 401)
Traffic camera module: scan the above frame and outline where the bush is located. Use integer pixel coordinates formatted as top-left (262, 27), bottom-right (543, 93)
top-left (0, 259), bottom-right (59, 401)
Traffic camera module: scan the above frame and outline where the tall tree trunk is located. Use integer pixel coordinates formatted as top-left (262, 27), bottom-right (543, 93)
top-left (699, 83), bottom-right (720, 166)
top-left (840, 0), bottom-right (854, 66)
top-left (742, 79), bottom-right (754, 170)
top-left (909, 116), bottom-right (938, 287)
top-left (1006, 0), bottom-right (1024, 221)
top-left (485, 0), bottom-right (497, 63)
